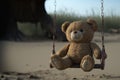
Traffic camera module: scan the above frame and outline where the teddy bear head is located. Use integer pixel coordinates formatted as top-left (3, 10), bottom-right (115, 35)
top-left (61, 19), bottom-right (97, 43)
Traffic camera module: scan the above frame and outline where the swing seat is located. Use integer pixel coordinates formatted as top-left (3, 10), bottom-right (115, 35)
top-left (50, 62), bottom-right (104, 70)
top-left (70, 63), bottom-right (104, 70)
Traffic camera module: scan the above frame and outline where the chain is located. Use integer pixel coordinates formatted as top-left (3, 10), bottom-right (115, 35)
top-left (52, 0), bottom-right (56, 54)
top-left (101, 0), bottom-right (107, 70)
top-left (101, 0), bottom-right (105, 49)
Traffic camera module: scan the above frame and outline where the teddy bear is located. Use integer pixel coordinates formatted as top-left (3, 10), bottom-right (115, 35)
top-left (50, 19), bottom-right (101, 72)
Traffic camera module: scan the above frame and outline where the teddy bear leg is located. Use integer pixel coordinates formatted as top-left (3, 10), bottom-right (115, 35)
top-left (51, 55), bottom-right (72, 70)
top-left (80, 55), bottom-right (95, 72)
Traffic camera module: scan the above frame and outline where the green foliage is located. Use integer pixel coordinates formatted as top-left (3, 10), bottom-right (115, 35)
top-left (104, 15), bottom-right (120, 31)
top-left (18, 10), bottom-right (120, 39)
top-left (17, 22), bottom-right (44, 37)
top-left (50, 11), bottom-right (120, 32)
top-left (17, 22), bottom-right (36, 36)
top-left (50, 11), bottom-right (87, 27)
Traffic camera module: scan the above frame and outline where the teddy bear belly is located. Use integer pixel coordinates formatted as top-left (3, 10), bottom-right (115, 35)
top-left (68, 50), bottom-right (91, 63)
top-left (67, 44), bottom-right (91, 63)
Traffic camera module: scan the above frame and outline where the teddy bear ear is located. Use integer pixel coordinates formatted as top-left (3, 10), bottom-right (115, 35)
top-left (61, 21), bottom-right (70, 33)
top-left (87, 19), bottom-right (98, 31)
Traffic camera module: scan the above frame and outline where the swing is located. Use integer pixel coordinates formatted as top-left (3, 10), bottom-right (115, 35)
top-left (51, 0), bottom-right (107, 70)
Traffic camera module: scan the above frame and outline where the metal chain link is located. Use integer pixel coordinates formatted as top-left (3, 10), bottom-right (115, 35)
top-left (101, 0), bottom-right (107, 70)
top-left (52, 0), bottom-right (56, 54)
top-left (101, 0), bottom-right (105, 49)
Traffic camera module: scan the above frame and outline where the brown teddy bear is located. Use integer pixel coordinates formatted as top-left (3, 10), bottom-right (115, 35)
top-left (50, 19), bottom-right (101, 72)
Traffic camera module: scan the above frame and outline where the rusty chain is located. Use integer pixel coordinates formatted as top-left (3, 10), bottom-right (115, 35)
top-left (101, 0), bottom-right (105, 49)
top-left (52, 0), bottom-right (56, 54)
top-left (101, 0), bottom-right (107, 70)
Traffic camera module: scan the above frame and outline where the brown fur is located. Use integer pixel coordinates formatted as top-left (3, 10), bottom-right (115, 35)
top-left (50, 19), bottom-right (101, 72)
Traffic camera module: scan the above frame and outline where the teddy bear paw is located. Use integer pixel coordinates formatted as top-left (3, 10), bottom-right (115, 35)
top-left (80, 55), bottom-right (95, 72)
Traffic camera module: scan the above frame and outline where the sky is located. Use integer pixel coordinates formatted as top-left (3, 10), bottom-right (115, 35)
top-left (45, 0), bottom-right (120, 16)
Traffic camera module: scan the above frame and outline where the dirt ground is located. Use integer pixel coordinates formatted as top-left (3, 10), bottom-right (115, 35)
top-left (0, 32), bottom-right (120, 80)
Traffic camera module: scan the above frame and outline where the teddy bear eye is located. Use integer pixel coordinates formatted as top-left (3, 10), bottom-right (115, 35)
top-left (80, 29), bottom-right (83, 32)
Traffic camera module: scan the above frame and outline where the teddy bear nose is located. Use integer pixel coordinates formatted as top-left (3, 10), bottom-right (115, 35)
top-left (74, 31), bottom-right (77, 34)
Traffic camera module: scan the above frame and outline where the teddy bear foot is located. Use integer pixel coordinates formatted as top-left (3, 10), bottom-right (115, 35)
top-left (51, 55), bottom-right (72, 70)
top-left (80, 55), bottom-right (95, 72)
top-left (51, 55), bottom-right (65, 70)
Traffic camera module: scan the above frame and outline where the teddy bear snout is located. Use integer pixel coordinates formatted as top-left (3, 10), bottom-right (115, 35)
top-left (71, 31), bottom-right (83, 41)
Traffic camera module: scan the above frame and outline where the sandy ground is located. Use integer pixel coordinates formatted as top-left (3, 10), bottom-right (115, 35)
top-left (0, 33), bottom-right (120, 80)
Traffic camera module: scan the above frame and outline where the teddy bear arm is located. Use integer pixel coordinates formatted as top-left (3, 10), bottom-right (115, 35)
top-left (56, 44), bottom-right (70, 57)
top-left (91, 43), bottom-right (101, 59)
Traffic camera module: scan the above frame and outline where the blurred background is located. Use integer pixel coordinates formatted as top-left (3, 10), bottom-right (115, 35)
top-left (0, 0), bottom-right (120, 41)
top-left (0, 0), bottom-right (120, 74)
